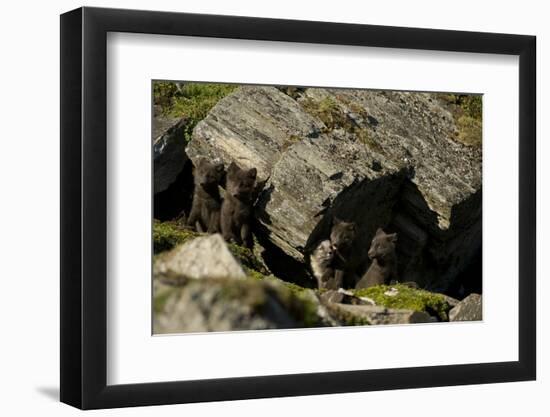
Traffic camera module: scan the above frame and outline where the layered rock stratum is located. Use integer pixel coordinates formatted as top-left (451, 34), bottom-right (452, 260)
top-left (185, 86), bottom-right (482, 292)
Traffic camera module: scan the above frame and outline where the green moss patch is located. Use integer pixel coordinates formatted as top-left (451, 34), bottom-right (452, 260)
top-left (187, 277), bottom-right (321, 327)
top-left (456, 115), bottom-right (482, 147)
top-left (437, 93), bottom-right (482, 147)
top-left (153, 81), bottom-right (238, 143)
top-left (246, 269), bottom-right (267, 281)
top-left (217, 279), bottom-right (269, 311)
top-left (153, 220), bottom-right (200, 254)
top-left (336, 310), bottom-right (371, 326)
top-left (153, 286), bottom-right (177, 314)
top-left (354, 284), bottom-right (452, 321)
top-left (268, 285), bottom-right (321, 327)
top-left (302, 96), bottom-right (349, 131)
top-left (301, 95), bottom-right (382, 153)
top-left (226, 243), bottom-right (268, 275)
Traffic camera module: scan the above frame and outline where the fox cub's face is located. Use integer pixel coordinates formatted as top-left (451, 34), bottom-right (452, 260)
top-left (315, 240), bottom-right (335, 264)
top-left (195, 158), bottom-right (225, 188)
top-left (368, 228), bottom-right (397, 261)
top-left (226, 162), bottom-right (257, 199)
top-left (330, 218), bottom-right (356, 251)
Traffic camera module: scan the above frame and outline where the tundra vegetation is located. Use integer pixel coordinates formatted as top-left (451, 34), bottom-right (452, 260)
top-left (154, 82), bottom-right (238, 143)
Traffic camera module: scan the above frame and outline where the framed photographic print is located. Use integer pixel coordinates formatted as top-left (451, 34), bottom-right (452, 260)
top-left (60, 6), bottom-right (536, 409)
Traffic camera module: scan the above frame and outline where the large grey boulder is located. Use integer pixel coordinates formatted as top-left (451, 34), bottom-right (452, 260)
top-left (186, 86), bottom-right (482, 292)
top-left (449, 293), bottom-right (482, 321)
top-left (297, 89), bottom-right (482, 291)
top-left (186, 86), bottom-right (324, 184)
top-left (154, 279), bottom-right (295, 333)
top-left (153, 277), bottom-right (327, 334)
top-left (153, 118), bottom-right (188, 193)
top-left (153, 234), bottom-right (247, 285)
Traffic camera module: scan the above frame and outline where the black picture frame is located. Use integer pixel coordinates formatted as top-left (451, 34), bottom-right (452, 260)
top-left (60, 6), bottom-right (536, 410)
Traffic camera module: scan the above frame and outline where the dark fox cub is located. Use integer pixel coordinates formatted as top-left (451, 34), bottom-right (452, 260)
top-left (330, 217), bottom-right (357, 288)
top-left (221, 162), bottom-right (257, 248)
top-left (187, 158), bottom-right (225, 233)
top-left (355, 228), bottom-right (398, 290)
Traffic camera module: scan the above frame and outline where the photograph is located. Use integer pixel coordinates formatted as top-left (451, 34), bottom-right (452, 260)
top-left (52, 3), bottom-right (538, 411)
top-left (152, 81), bottom-right (483, 334)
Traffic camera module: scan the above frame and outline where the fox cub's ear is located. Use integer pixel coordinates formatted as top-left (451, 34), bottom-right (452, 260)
top-left (247, 167), bottom-right (257, 179)
top-left (375, 227), bottom-right (384, 236)
top-left (388, 233), bottom-right (398, 243)
top-left (227, 161), bottom-right (239, 175)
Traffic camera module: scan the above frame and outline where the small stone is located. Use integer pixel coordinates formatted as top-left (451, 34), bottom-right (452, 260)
top-left (449, 293), bottom-right (482, 321)
top-left (153, 118), bottom-right (188, 193)
top-left (384, 287), bottom-right (399, 297)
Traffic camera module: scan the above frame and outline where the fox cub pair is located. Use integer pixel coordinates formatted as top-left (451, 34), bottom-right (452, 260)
top-left (187, 158), bottom-right (257, 248)
top-left (311, 220), bottom-right (398, 290)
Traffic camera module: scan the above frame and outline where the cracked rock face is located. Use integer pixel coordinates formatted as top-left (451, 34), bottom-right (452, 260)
top-left (255, 132), bottom-right (406, 262)
top-left (184, 86), bottom-right (482, 292)
top-left (153, 118), bottom-right (188, 193)
top-left (186, 86), bottom-right (324, 184)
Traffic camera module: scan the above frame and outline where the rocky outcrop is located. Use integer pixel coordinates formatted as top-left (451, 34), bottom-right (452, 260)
top-left (256, 131), bottom-right (406, 261)
top-left (186, 86), bottom-right (324, 184)
top-left (153, 234), bottom-right (247, 285)
top-left (152, 231), bottom-right (333, 333)
top-left (153, 118), bottom-right (188, 193)
top-left (154, 278), bottom-right (304, 333)
top-left (325, 303), bottom-right (435, 325)
top-left (152, 226), bottom-right (469, 332)
top-left (185, 86), bottom-right (482, 292)
top-left (449, 293), bottom-right (482, 321)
